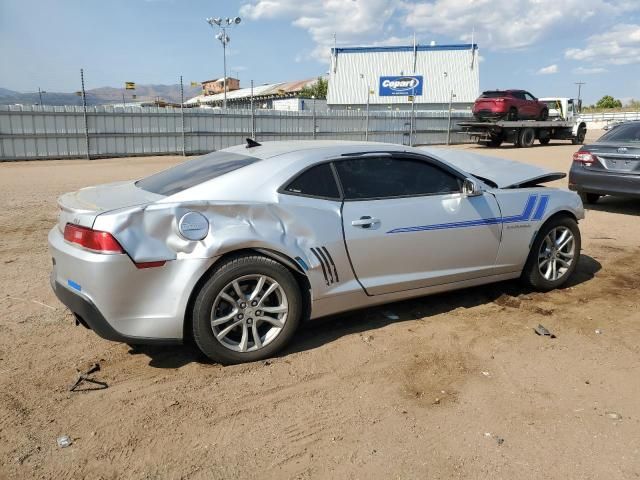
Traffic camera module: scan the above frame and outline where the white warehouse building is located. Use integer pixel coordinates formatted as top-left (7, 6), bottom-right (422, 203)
top-left (327, 43), bottom-right (479, 111)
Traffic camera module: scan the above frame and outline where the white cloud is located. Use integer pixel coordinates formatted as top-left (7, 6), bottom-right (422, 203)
top-left (565, 24), bottom-right (640, 65)
top-left (537, 64), bottom-right (558, 75)
top-left (401, 0), bottom-right (634, 50)
top-left (572, 66), bottom-right (607, 74)
top-left (240, 0), bottom-right (640, 60)
top-left (241, 0), bottom-right (402, 61)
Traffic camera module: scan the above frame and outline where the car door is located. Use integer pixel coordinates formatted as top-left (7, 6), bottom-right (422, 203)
top-left (337, 154), bottom-right (503, 296)
top-left (523, 92), bottom-right (539, 118)
top-left (511, 91), bottom-right (529, 118)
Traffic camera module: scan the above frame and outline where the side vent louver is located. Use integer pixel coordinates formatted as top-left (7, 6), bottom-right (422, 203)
top-left (310, 247), bottom-right (339, 286)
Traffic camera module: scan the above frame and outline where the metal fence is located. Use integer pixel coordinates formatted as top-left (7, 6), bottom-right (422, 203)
top-left (0, 105), bottom-right (473, 161)
top-left (579, 111), bottom-right (640, 122)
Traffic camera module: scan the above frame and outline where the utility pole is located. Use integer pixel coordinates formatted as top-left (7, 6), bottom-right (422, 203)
top-left (250, 79), bottom-right (256, 140)
top-left (575, 81), bottom-right (585, 111)
top-left (80, 69), bottom-right (90, 160)
top-left (312, 95), bottom-right (317, 140)
top-left (360, 74), bottom-right (371, 141)
top-left (446, 90), bottom-right (456, 145)
top-left (180, 75), bottom-right (186, 156)
top-left (38, 87), bottom-right (46, 106)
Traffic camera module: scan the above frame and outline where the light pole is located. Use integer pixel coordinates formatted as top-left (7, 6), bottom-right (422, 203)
top-left (446, 90), bottom-right (457, 145)
top-left (38, 87), bottom-right (46, 106)
top-left (206, 16), bottom-right (241, 110)
top-left (575, 81), bottom-right (585, 112)
top-left (359, 74), bottom-right (371, 141)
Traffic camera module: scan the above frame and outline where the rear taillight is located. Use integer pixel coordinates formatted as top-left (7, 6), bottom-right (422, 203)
top-left (495, 98), bottom-right (505, 102)
top-left (573, 150), bottom-right (596, 166)
top-left (63, 224), bottom-right (124, 254)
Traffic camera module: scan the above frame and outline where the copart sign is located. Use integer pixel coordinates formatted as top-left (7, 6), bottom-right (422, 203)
top-left (379, 76), bottom-right (423, 96)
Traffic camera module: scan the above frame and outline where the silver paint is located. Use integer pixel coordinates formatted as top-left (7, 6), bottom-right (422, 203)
top-left (49, 140), bottom-right (585, 342)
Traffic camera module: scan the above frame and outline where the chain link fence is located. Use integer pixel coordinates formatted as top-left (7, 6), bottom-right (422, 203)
top-left (0, 105), bottom-right (473, 161)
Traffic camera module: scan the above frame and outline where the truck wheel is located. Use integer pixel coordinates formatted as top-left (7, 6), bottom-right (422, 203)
top-left (571, 126), bottom-right (586, 145)
top-left (539, 137), bottom-right (551, 145)
top-left (507, 108), bottom-right (518, 121)
top-left (519, 127), bottom-right (536, 148)
top-left (487, 137), bottom-right (503, 147)
top-left (538, 108), bottom-right (549, 121)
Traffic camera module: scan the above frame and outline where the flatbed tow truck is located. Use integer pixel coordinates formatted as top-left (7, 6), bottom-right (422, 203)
top-left (459, 97), bottom-right (588, 148)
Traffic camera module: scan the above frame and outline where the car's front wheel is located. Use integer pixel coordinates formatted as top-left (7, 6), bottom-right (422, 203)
top-left (521, 216), bottom-right (581, 291)
top-left (578, 192), bottom-right (601, 204)
top-left (192, 254), bottom-right (302, 365)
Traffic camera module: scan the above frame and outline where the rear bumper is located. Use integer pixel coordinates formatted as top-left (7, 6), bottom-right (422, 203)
top-left (473, 109), bottom-right (507, 120)
top-left (48, 226), bottom-right (216, 343)
top-left (50, 275), bottom-right (180, 345)
top-left (569, 166), bottom-right (640, 198)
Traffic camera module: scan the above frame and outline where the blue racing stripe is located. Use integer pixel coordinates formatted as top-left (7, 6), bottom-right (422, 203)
top-left (387, 194), bottom-right (545, 234)
top-left (531, 195), bottom-right (550, 220)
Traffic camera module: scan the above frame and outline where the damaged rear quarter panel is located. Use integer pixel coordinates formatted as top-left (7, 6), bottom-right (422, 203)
top-left (92, 195), bottom-right (357, 303)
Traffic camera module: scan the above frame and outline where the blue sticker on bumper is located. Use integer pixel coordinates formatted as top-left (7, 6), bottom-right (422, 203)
top-left (67, 280), bottom-right (82, 292)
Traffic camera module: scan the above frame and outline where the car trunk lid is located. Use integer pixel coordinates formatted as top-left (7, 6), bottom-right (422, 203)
top-left (57, 180), bottom-right (163, 231)
top-left (584, 143), bottom-right (640, 175)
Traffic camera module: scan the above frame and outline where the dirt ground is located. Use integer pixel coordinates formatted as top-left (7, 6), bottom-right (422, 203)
top-left (1, 133), bottom-right (639, 479)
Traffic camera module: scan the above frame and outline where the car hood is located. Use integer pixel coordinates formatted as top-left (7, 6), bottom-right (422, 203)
top-left (420, 147), bottom-right (566, 189)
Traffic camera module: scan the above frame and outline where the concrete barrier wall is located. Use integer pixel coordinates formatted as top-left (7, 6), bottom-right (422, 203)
top-left (0, 105), bottom-right (473, 161)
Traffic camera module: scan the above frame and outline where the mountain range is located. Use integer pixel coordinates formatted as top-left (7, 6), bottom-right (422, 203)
top-left (0, 84), bottom-right (202, 106)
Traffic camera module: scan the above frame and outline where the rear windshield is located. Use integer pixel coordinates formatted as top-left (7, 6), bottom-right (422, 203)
top-left (136, 151), bottom-right (259, 196)
top-left (598, 123), bottom-right (640, 144)
top-left (480, 91), bottom-right (508, 98)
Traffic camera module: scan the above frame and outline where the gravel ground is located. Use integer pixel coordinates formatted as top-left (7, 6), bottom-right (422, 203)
top-left (1, 133), bottom-right (639, 479)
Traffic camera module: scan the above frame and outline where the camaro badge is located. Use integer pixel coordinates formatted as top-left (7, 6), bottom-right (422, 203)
top-left (178, 212), bottom-right (209, 241)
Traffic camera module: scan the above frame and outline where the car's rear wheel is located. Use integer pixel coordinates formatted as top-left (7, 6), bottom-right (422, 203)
top-left (522, 216), bottom-right (581, 291)
top-left (507, 107), bottom-right (518, 121)
top-left (578, 191), bottom-right (601, 204)
top-left (192, 254), bottom-right (302, 365)
top-left (538, 108), bottom-right (549, 121)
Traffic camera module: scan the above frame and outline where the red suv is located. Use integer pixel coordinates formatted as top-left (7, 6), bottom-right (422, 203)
top-left (473, 90), bottom-right (549, 121)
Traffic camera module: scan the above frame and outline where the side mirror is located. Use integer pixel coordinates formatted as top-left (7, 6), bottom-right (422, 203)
top-left (462, 178), bottom-right (482, 196)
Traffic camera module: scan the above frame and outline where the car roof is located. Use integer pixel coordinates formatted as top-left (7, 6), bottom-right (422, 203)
top-left (220, 140), bottom-right (406, 159)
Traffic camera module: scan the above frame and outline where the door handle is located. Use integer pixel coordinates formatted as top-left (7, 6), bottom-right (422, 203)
top-left (351, 216), bottom-right (380, 229)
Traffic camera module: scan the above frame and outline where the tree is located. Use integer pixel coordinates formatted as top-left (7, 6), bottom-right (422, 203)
top-left (298, 77), bottom-right (328, 99)
top-left (595, 95), bottom-right (622, 109)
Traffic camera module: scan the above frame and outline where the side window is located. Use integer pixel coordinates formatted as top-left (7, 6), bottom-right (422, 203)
top-left (513, 91), bottom-right (526, 100)
top-left (524, 92), bottom-right (536, 101)
top-left (334, 157), bottom-right (462, 200)
top-left (284, 163), bottom-right (340, 199)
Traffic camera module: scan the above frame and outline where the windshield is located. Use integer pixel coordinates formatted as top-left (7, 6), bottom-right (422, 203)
top-left (597, 123), bottom-right (640, 144)
top-left (136, 151), bottom-right (259, 196)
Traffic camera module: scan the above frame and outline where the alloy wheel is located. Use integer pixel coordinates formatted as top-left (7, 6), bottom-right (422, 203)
top-left (210, 274), bottom-right (289, 352)
top-left (538, 226), bottom-right (575, 281)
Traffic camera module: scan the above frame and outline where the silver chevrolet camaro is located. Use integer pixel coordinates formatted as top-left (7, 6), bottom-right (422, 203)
top-left (49, 140), bottom-right (584, 364)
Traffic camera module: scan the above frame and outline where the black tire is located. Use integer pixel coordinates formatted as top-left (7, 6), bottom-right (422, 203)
top-left (192, 254), bottom-right (302, 365)
top-left (538, 108), bottom-right (549, 121)
top-left (578, 191), bottom-right (601, 204)
top-left (507, 108), bottom-right (518, 121)
top-left (521, 216), bottom-right (581, 291)
top-left (571, 125), bottom-right (586, 145)
top-left (518, 127), bottom-right (536, 148)
top-left (539, 137), bottom-right (551, 145)
top-left (487, 137), bottom-right (503, 147)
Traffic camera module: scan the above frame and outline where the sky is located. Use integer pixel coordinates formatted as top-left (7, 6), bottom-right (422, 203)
top-left (1, 0), bottom-right (639, 104)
